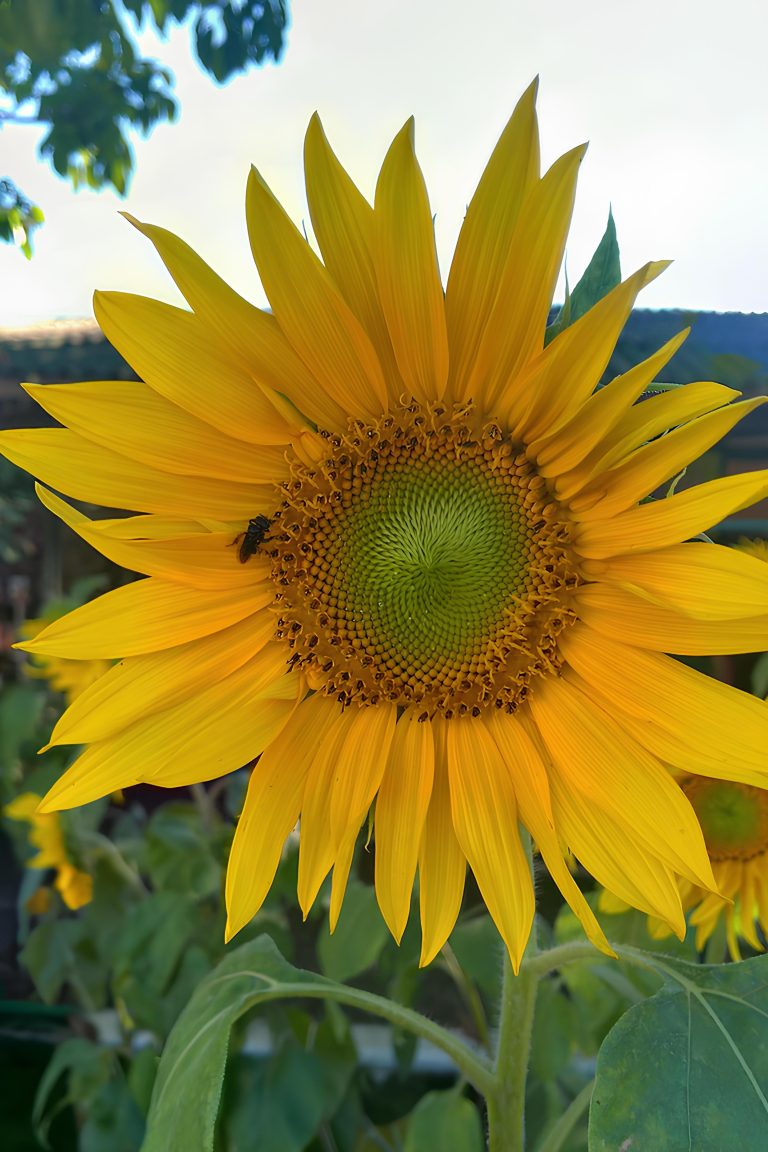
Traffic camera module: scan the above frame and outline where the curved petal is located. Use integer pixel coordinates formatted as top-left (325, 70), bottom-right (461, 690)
top-left (374, 119), bottom-right (449, 401)
top-left (304, 114), bottom-right (402, 400)
top-left (39, 652), bottom-right (298, 810)
top-left (296, 709), bottom-right (351, 916)
top-left (574, 380), bottom-right (741, 484)
top-left (461, 144), bottom-right (586, 410)
top-left (532, 329), bottom-right (689, 480)
top-left (505, 262), bottom-right (669, 442)
top-left (559, 624), bottom-right (768, 786)
top-left (573, 582), bottom-right (768, 653)
top-left (246, 166), bottom-right (388, 420)
top-left (34, 486), bottom-right (269, 590)
top-left (594, 542), bottom-right (768, 619)
top-left (23, 381), bottom-right (289, 484)
top-left (446, 717), bottom-right (535, 971)
top-left (486, 710), bottom-right (613, 957)
top-left (94, 291), bottom-right (306, 446)
top-left (573, 397), bottom-right (766, 520)
top-left (46, 610), bottom-right (277, 748)
top-left (225, 693), bottom-right (340, 940)
top-left (374, 708), bottom-right (435, 942)
top-left (527, 675), bottom-right (715, 890)
top-left (418, 718), bottom-right (466, 966)
top-left (445, 80), bottom-right (540, 399)
top-left (574, 469), bottom-right (768, 559)
top-left (0, 428), bottom-right (270, 520)
top-left (329, 703), bottom-right (397, 850)
top-left (16, 578), bottom-right (272, 659)
top-left (119, 216), bottom-right (318, 431)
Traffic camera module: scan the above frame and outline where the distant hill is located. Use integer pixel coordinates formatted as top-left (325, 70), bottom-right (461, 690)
top-left (606, 310), bottom-right (768, 394)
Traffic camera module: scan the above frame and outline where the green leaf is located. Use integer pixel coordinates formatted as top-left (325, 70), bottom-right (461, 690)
top-left (404, 1089), bottom-right (484, 1152)
top-left (546, 209), bottom-right (621, 343)
top-left (317, 880), bottom-right (390, 983)
top-left (590, 951), bottom-right (768, 1150)
top-left (143, 935), bottom-right (492, 1152)
top-left (530, 979), bottom-right (577, 1082)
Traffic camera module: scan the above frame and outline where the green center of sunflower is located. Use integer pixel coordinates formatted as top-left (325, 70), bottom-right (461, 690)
top-left (268, 399), bottom-right (579, 716)
top-left (683, 778), bottom-right (768, 862)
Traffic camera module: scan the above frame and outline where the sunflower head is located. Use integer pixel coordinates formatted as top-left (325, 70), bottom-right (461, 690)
top-left (2, 83), bottom-right (768, 970)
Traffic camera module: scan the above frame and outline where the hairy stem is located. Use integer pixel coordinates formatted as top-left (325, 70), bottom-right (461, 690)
top-left (486, 834), bottom-right (539, 1152)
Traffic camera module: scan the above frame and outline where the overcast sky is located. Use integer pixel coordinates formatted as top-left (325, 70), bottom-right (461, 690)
top-left (1, 0), bottom-right (767, 327)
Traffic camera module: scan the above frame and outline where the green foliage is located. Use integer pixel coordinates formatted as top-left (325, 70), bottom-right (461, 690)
top-left (546, 209), bottom-right (622, 344)
top-left (0, 0), bottom-right (289, 252)
top-left (0, 176), bottom-right (43, 256)
top-left (590, 952), bottom-right (768, 1151)
top-left (404, 1088), bottom-right (485, 1152)
top-left (316, 879), bottom-right (390, 983)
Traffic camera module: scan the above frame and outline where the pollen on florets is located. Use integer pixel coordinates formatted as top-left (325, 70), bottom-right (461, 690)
top-left (264, 398), bottom-right (580, 715)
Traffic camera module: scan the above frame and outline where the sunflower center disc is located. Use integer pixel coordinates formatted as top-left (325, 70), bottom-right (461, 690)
top-left (683, 778), bottom-right (768, 862)
top-left (268, 400), bottom-right (579, 716)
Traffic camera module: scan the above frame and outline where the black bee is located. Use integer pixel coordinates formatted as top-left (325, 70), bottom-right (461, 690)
top-left (236, 515), bottom-right (271, 563)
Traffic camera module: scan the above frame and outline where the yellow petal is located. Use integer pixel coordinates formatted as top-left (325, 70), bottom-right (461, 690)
top-left (560, 625), bottom-right (768, 786)
top-left (18, 577), bottom-right (272, 659)
top-left (246, 167), bottom-right (388, 419)
top-left (39, 650), bottom-right (297, 810)
top-left (445, 80), bottom-right (540, 399)
top-left (304, 114), bottom-right (402, 401)
top-left (573, 397), bottom-right (766, 520)
top-left (119, 216), bottom-right (317, 432)
top-left (546, 763), bottom-right (686, 935)
top-left (0, 428), bottom-right (269, 520)
top-left (598, 541), bottom-right (768, 619)
top-left (35, 486), bottom-right (269, 590)
top-left (297, 710), bottom-right (351, 916)
top-left (574, 582), bottom-right (768, 654)
top-left (374, 708), bottom-right (435, 942)
top-left (527, 676), bottom-right (715, 890)
top-left (575, 470), bottom-right (768, 559)
top-left (46, 610), bottom-right (277, 747)
top-left (329, 832), bottom-right (357, 934)
top-left (418, 718), bottom-right (466, 966)
top-left (461, 144), bottom-right (587, 410)
top-left (328, 704), bottom-right (397, 854)
top-left (533, 329), bottom-right (689, 480)
top-left (225, 694), bottom-right (339, 940)
top-left (506, 261), bottom-right (669, 442)
top-left (486, 710), bottom-right (613, 957)
top-left (579, 380), bottom-right (742, 480)
top-left (446, 718), bottom-right (535, 971)
top-left (374, 119), bottom-right (449, 401)
top-left (23, 380), bottom-right (289, 484)
top-left (94, 288), bottom-right (304, 444)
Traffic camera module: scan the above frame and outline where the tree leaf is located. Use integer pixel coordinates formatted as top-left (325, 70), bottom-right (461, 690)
top-left (590, 951), bottom-right (768, 1150)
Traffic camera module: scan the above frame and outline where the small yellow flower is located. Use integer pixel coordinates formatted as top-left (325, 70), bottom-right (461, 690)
top-left (5, 792), bottom-right (92, 910)
top-left (2, 83), bottom-right (768, 968)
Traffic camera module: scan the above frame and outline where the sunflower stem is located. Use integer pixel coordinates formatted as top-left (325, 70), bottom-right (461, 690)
top-left (487, 833), bottom-right (538, 1152)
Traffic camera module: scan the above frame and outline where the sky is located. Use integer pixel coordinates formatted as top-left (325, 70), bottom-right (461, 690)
top-left (1, 0), bottom-right (767, 327)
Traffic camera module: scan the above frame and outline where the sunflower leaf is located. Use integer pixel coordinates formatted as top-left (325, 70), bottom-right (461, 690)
top-left (546, 209), bottom-right (621, 343)
top-left (589, 950), bottom-right (768, 1150)
top-left (142, 934), bottom-right (493, 1151)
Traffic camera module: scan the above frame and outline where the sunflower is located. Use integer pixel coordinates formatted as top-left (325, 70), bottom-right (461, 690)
top-left (2, 82), bottom-right (768, 971)
top-left (5, 792), bottom-right (93, 910)
top-left (600, 775), bottom-right (768, 961)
